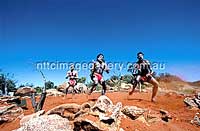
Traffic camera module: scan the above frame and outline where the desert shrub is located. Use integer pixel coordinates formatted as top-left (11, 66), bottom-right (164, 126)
top-left (0, 70), bottom-right (17, 93)
top-left (77, 77), bottom-right (86, 84)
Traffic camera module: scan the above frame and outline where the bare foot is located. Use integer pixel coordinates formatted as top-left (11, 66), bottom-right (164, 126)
top-left (151, 98), bottom-right (156, 103)
top-left (128, 89), bottom-right (134, 95)
top-left (87, 91), bottom-right (91, 95)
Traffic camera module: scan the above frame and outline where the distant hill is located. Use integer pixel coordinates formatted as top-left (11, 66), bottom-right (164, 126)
top-left (188, 80), bottom-right (200, 87)
top-left (156, 73), bottom-right (184, 83)
top-left (155, 73), bottom-right (199, 94)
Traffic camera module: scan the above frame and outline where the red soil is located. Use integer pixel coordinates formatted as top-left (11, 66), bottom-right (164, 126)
top-left (0, 91), bottom-right (199, 131)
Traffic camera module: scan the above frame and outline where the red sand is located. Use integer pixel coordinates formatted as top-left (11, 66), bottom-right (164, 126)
top-left (0, 91), bottom-right (199, 131)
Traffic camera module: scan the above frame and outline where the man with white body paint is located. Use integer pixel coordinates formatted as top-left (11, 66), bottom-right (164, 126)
top-left (89, 54), bottom-right (109, 95)
top-left (129, 52), bottom-right (159, 102)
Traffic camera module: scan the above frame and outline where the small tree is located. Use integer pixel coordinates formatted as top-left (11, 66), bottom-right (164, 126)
top-left (34, 86), bottom-right (42, 93)
top-left (110, 75), bottom-right (120, 86)
top-left (122, 74), bottom-right (133, 84)
top-left (86, 81), bottom-right (102, 91)
top-left (0, 71), bottom-right (17, 94)
top-left (45, 81), bottom-right (54, 89)
top-left (77, 77), bottom-right (86, 84)
top-left (19, 84), bottom-right (25, 88)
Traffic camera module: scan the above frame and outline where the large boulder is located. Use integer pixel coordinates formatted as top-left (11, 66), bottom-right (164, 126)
top-left (20, 110), bottom-right (45, 126)
top-left (122, 106), bottom-right (146, 120)
top-left (111, 102), bottom-right (123, 120)
top-left (14, 114), bottom-right (73, 131)
top-left (74, 118), bottom-right (103, 131)
top-left (15, 87), bottom-right (36, 96)
top-left (57, 82), bottom-right (88, 94)
top-left (120, 83), bottom-right (132, 90)
top-left (74, 83), bottom-right (88, 93)
top-left (0, 104), bottom-right (16, 115)
top-left (46, 89), bottom-right (65, 96)
top-left (74, 102), bottom-right (95, 118)
top-left (92, 95), bottom-right (113, 113)
top-left (0, 96), bottom-right (21, 104)
top-left (184, 93), bottom-right (200, 109)
top-left (99, 102), bottom-right (122, 124)
top-left (0, 104), bottom-right (23, 124)
top-left (57, 82), bottom-right (68, 93)
top-left (46, 103), bottom-right (81, 120)
top-left (191, 113), bottom-right (200, 126)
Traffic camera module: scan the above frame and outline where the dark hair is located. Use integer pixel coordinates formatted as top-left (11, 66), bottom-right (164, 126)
top-left (97, 53), bottom-right (104, 59)
top-left (137, 52), bottom-right (144, 56)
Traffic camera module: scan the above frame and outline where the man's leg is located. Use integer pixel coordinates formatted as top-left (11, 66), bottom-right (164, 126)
top-left (89, 84), bottom-right (97, 95)
top-left (148, 77), bottom-right (159, 102)
top-left (101, 81), bottom-right (106, 95)
top-left (129, 75), bottom-right (141, 95)
top-left (65, 85), bottom-right (71, 95)
top-left (72, 85), bottom-right (76, 95)
top-left (89, 76), bottom-right (98, 95)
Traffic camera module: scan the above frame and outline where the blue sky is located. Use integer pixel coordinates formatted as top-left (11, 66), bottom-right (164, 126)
top-left (0, 0), bottom-right (200, 86)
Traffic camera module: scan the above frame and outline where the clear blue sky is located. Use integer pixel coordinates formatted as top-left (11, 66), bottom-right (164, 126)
top-left (0, 0), bottom-right (200, 86)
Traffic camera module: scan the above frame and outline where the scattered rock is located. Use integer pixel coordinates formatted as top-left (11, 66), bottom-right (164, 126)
top-left (74, 102), bottom-right (94, 118)
top-left (191, 113), bottom-right (200, 126)
top-left (92, 95), bottom-right (113, 113)
top-left (98, 102), bottom-right (123, 125)
top-left (119, 128), bottom-right (125, 131)
top-left (15, 87), bottom-right (36, 96)
top-left (74, 118), bottom-right (103, 131)
top-left (8, 94), bottom-right (175, 131)
top-left (97, 102), bottom-right (122, 126)
top-left (143, 110), bottom-right (161, 123)
top-left (14, 114), bottom-right (73, 131)
top-left (99, 114), bottom-right (115, 125)
top-left (46, 103), bottom-right (81, 120)
top-left (184, 92), bottom-right (200, 109)
top-left (160, 109), bottom-right (172, 122)
top-left (81, 102), bottom-right (94, 110)
top-left (111, 102), bottom-right (122, 120)
top-left (0, 104), bottom-right (16, 115)
top-left (142, 109), bottom-right (172, 124)
top-left (20, 110), bottom-right (45, 126)
top-left (0, 96), bottom-right (21, 104)
top-left (184, 97), bottom-right (199, 108)
top-left (121, 83), bottom-right (132, 90)
top-left (122, 106), bottom-right (146, 120)
top-left (57, 82), bottom-right (67, 93)
top-left (46, 89), bottom-right (65, 96)
top-left (0, 104), bottom-right (23, 124)
top-left (57, 82), bottom-right (88, 94)
top-left (74, 83), bottom-right (88, 93)
top-left (0, 117), bottom-right (8, 124)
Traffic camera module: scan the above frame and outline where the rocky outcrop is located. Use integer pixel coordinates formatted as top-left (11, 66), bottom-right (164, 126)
top-left (191, 113), bottom-right (200, 126)
top-left (20, 110), bottom-right (45, 126)
top-left (122, 106), bottom-right (146, 120)
top-left (57, 82), bottom-right (88, 94)
top-left (46, 103), bottom-right (81, 120)
top-left (14, 114), bottom-right (73, 131)
top-left (14, 95), bottom-right (173, 131)
top-left (120, 83), bottom-right (132, 90)
top-left (74, 83), bottom-right (88, 93)
top-left (46, 89), bottom-right (65, 96)
top-left (92, 95), bottom-right (113, 113)
top-left (15, 87), bottom-right (36, 96)
top-left (0, 104), bottom-right (23, 124)
top-left (0, 96), bottom-right (21, 104)
top-left (184, 93), bottom-right (200, 109)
